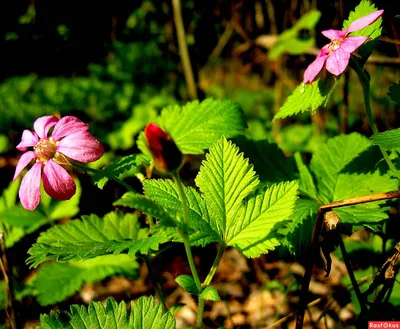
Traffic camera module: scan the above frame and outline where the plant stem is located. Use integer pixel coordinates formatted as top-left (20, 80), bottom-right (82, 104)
top-left (172, 0), bottom-right (198, 100)
top-left (73, 162), bottom-right (137, 193)
top-left (352, 60), bottom-right (400, 179)
top-left (202, 243), bottom-right (226, 287)
top-left (337, 233), bottom-right (367, 313)
top-left (172, 173), bottom-right (204, 328)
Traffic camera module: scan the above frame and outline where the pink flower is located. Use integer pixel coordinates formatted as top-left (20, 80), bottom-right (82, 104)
top-left (13, 115), bottom-right (104, 210)
top-left (303, 10), bottom-right (384, 84)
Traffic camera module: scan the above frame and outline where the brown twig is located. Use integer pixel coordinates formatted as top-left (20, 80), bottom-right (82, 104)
top-left (295, 190), bottom-right (400, 329)
top-left (172, 0), bottom-right (198, 100)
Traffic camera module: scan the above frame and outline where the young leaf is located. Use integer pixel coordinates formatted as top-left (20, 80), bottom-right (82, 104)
top-left (199, 286), bottom-right (221, 301)
top-left (27, 212), bottom-right (168, 267)
top-left (175, 275), bottom-right (199, 295)
top-left (143, 179), bottom-right (220, 246)
top-left (93, 154), bottom-right (151, 189)
top-left (227, 181), bottom-right (298, 257)
top-left (274, 78), bottom-right (340, 120)
top-left (37, 297), bottom-right (176, 329)
top-left (294, 152), bottom-right (319, 201)
top-left (371, 128), bottom-right (400, 150)
top-left (34, 255), bottom-right (139, 306)
top-left (195, 137), bottom-right (259, 240)
top-left (159, 98), bottom-right (246, 154)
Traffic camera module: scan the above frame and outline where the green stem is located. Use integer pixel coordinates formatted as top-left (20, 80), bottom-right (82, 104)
top-left (352, 60), bottom-right (400, 179)
top-left (73, 162), bottom-right (137, 193)
top-left (172, 172), bottom-right (204, 328)
top-left (202, 243), bottom-right (226, 287)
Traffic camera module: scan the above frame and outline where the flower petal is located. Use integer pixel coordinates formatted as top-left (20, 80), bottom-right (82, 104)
top-left (19, 162), bottom-right (42, 210)
top-left (346, 10), bottom-right (384, 34)
top-left (325, 48), bottom-right (350, 76)
top-left (33, 116), bottom-right (59, 140)
top-left (57, 131), bottom-right (104, 162)
top-left (321, 29), bottom-right (346, 40)
top-left (303, 52), bottom-right (329, 84)
top-left (52, 116), bottom-right (89, 141)
top-left (42, 160), bottom-right (76, 200)
top-left (16, 130), bottom-right (39, 151)
top-left (340, 36), bottom-right (369, 53)
top-left (13, 151), bottom-right (36, 181)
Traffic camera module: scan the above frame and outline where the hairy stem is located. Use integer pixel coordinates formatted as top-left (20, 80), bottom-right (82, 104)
top-left (352, 60), bottom-right (400, 179)
top-left (203, 243), bottom-right (226, 287)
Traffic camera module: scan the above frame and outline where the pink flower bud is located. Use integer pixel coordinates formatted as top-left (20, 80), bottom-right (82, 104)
top-left (145, 123), bottom-right (183, 173)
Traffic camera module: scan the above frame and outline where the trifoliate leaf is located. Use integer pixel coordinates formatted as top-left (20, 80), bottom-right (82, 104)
top-left (37, 297), bottom-right (176, 329)
top-left (388, 83), bottom-right (400, 105)
top-left (233, 136), bottom-right (296, 184)
top-left (195, 137), bottom-right (259, 240)
top-left (143, 179), bottom-right (220, 246)
top-left (371, 128), bottom-right (400, 150)
top-left (93, 154), bottom-right (151, 189)
top-left (158, 98), bottom-right (246, 154)
top-left (269, 10), bottom-right (321, 60)
top-left (227, 181), bottom-right (298, 257)
top-left (294, 153), bottom-right (319, 201)
top-left (280, 199), bottom-right (320, 257)
top-left (27, 212), bottom-right (169, 267)
top-left (175, 275), bottom-right (199, 295)
top-left (34, 255), bottom-right (139, 306)
top-left (199, 286), bottom-right (220, 301)
top-left (274, 78), bottom-right (340, 120)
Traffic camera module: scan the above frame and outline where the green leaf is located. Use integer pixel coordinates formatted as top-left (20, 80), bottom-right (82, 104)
top-left (0, 178), bottom-right (19, 211)
top-left (175, 275), bottom-right (199, 295)
top-left (27, 212), bottom-right (168, 267)
top-left (274, 78), bottom-right (340, 120)
top-left (280, 199), bottom-right (320, 257)
top-left (294, 153), bottom-right (319, 201)
top-left (233, 136), bottom-right (296, 184)
top-left (0, 134), bottom-right (9, 154)
top-left (114, 192), bottom-right (177, 226)
top-left (227, 181), bottom-right (298, 257)
top-left (93, 154), bottom-right (151, 189)
top-left (195, 137), bottom-right (259, 240)
top-left (37, 297), bottom-right (176, 329)
top-left (158, 98), bottom-right (246, 154)
top-left (47, 178), bottom-right (82, 220)
top-left (310, 133), bottom-right (372, 203)
top-left (371, 128), bottom-right (400, 150)
top-left (343, 0), bottom-right (383, 40)
top-left (269, 10), bottom-right (321, 60)
top-left (143, 179), bottom-right (220, 246)
top-left (388, 82), bottom-right (400, 105)
top-left (199, 286), bottom-right (220, 301)
top-left (34, 255), bottom-right (139, 306)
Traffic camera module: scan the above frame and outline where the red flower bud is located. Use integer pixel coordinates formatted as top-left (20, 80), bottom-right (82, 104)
top-left (145, 123), bottom-right (183, 172)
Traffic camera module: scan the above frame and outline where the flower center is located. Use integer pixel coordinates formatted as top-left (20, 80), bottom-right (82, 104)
top-left (34, 138), bottom-right (57, 161)
top-left (328, 38), bottom-right (343, 54)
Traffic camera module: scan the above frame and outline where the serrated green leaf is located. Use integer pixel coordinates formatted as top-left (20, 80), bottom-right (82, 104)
top-left (195, 137), bottom-right (259, 240)
top-left (143, 179), bottom-right (220, 246)
top-left (199, 286), bottom-right (220, 301)
top-left (371, 128), bottom-right (400, 150)
top-left (388, 83), bottom-right (400, 105)
top-left (294, 152), bottom-right (319, 201)
top-left (233, 136), bottom-right (296, 184)
top-left (27, 212), bottom-right (168, 267)
top-left (334, 202), bottom-right (389, 225)
top-left (227, 181), bottom-right (298, 257)
top-left (114, 192), bottom-right (177, 226)
top-left (274, 78), bottom-right (340, 120)
top-left (35, 255), bottom-right (139, 306)
top-left (310, 133), bottom-right (372, 203)
top-left (280, 199), bottom-right (320, 257)
top-left (93, 154), bottom-right (151, 189)
top-left (175, 275), bottom-right (199, 295)
top-left (158, 98), bottom-right (246, 154)
top-left (37, 297), bottom-right (176, 329)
